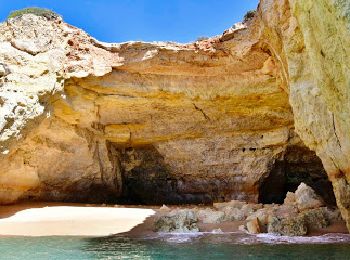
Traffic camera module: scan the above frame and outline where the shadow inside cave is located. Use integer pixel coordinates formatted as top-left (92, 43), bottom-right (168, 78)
top-left (258, 145), bottom-right (336, 206)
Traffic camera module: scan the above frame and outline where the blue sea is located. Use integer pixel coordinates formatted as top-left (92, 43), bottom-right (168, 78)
top-left (1, 233), bottom-right (350, 259)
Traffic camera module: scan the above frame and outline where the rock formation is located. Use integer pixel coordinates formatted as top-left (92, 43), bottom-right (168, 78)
top-left (153, 183), bottom-right (341, 235)
top-left (258, 0), bottom-right (350, 230)
top-left (0, 1), bottom-right (349, 230)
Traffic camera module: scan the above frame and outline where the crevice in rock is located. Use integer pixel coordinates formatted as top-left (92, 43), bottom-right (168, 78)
top-left (332, 113), bottom-right (342, 149)
top-left (192, 103), bottom-right (210, 121)
top-left (106, 141), bottom-right (123, 197)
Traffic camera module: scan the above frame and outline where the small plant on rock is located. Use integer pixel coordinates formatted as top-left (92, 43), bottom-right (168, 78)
top-left (7, 7), bottom-right (61, 20)
top-left (243, 10), bottom-right (257, 23)
top-left (196, 36), bottom-right (209, 42)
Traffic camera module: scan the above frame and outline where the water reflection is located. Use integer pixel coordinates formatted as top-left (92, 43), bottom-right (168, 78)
top-left (0, 234), bottom-right (350, 259)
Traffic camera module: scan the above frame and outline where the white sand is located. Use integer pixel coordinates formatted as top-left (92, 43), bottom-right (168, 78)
top-left (0, 206), bottom-right (155, 236)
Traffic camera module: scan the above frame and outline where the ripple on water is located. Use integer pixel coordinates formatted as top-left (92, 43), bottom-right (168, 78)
top-left (0, 233), bottom-right (350, 259)
top-left (147, 232), bottom-right (350, 245)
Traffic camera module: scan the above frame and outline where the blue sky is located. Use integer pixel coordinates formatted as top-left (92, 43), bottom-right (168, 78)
top-left (0, 0), bottom-right (259, 43)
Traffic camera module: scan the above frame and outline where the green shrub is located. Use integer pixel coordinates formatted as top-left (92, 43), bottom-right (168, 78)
top-left (7, 7), bottom-right (61, 20)
top-left (196, 36), bottom-right (209, 42)
top-left (243, 10), bottom-right (257, 23)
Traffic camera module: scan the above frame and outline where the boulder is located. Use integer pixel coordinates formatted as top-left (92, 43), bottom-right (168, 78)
top-left (159, 205), bottom-right (170, 211)
top-left (295, 183), bottom-right (324, 211)
top-left (246, 217), bottom-right (261, 234)
top-left (268, 215), bottom-right (307, 236)
top-left (272, 205), bottom-right (299, 219)
top-left (238, 224), bottom-right (247, 232)
top-left (323, 207), bottom-right (342, 222)
top-left (284, 192), bottom-right (296, 205)
top-left (222, 206), bottom-right (246, 221)
top-left (241, 203), bottom-right (263, 216)
top-left (246, 207), bottom-right (273, 225)
top-left (213, 200), bottom-right (246, 211)
top-left (197, 208), bottom-right (225, 224)
top-left (301, 208), bottom-right (329, 229)
top-left (154, 209), bottom-right (199, 233)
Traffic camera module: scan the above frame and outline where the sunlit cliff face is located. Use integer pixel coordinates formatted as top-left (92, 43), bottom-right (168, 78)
top-left (0, 0), bottom-right (349, 229)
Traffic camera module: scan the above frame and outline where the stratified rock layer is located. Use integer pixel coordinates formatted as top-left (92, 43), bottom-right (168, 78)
top-left (258, 0), bottom-right (350, 230)
top-left (0, 13), bottom-right (296, 205)
top-left (0, 0), bottom-right (349, 231)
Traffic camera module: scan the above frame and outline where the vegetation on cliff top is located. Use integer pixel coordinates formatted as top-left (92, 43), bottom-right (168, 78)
top-left (196, 36), bottom-right (209, 42)
top-left (243, 10), bottom-right (257, 23)
top-left (7, 7), bottom-right (61, 20)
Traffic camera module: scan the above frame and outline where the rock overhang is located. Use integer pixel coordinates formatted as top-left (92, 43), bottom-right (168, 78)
top-left (0, 1), bottom-right (350, 230)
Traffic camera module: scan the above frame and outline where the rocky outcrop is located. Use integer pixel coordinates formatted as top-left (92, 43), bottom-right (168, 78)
top-left (258, 0), bottom-right (350, 230)
top-left (294, 183), bottom-right (324, 211)
top-left (154, 209), bottom-right (199, 233)
top-left (0, 0), bottom-right (349, 231)
top-left (153, 184), bottom-right (341, 235)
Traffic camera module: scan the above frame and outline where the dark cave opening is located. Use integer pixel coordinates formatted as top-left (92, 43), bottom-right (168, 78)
top-left (116, 144), bottom-right (176, 205)
top-left (112, 144), bottom-right (213, 205)
top-left (258, 145), bottom-right (336, 206)
top-left (109, 143), bottom-right (336, 206)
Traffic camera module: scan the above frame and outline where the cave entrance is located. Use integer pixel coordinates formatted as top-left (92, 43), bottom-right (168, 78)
top-left (109, 143), bottom-right (218, 205)
top-left (258, 145), bottom-right (336, 206)
top-left (111, 144), bottom-right (173, 205)
top-left (110, 144), bottom-right (212, 205)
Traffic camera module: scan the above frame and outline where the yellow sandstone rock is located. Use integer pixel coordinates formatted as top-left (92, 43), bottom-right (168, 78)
top-left (0, 0), bottom-right (349, 231)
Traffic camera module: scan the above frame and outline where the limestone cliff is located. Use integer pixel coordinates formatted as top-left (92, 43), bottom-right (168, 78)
top-left (0, 0), bottom-right (348, 229)
top-left (258, 0), bottom-right (350, 230)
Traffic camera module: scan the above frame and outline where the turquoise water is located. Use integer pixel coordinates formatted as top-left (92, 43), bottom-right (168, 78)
top-left (1, 233), bottom-right (350, 259)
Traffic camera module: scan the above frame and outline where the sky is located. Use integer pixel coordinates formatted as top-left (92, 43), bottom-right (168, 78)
top-left (0, 0), bottom-right (259, 43)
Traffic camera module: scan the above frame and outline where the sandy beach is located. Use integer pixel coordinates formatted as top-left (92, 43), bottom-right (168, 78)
top-left (0, 203), bottom-right (155, 236)
top-left (0, 203), bottom-right (347, 237)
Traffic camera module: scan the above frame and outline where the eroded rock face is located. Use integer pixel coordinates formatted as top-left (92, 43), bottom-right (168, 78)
top-left (0, 12), bottom-right (297, 204)
top-left (258, 0), bottom-right (350, 229)
top-left (295, 183), bottom-right (324, 211)
top-left (0, 0), bottom-right (349, 231)
top-left (157, 185), bottom-right (339, 236)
